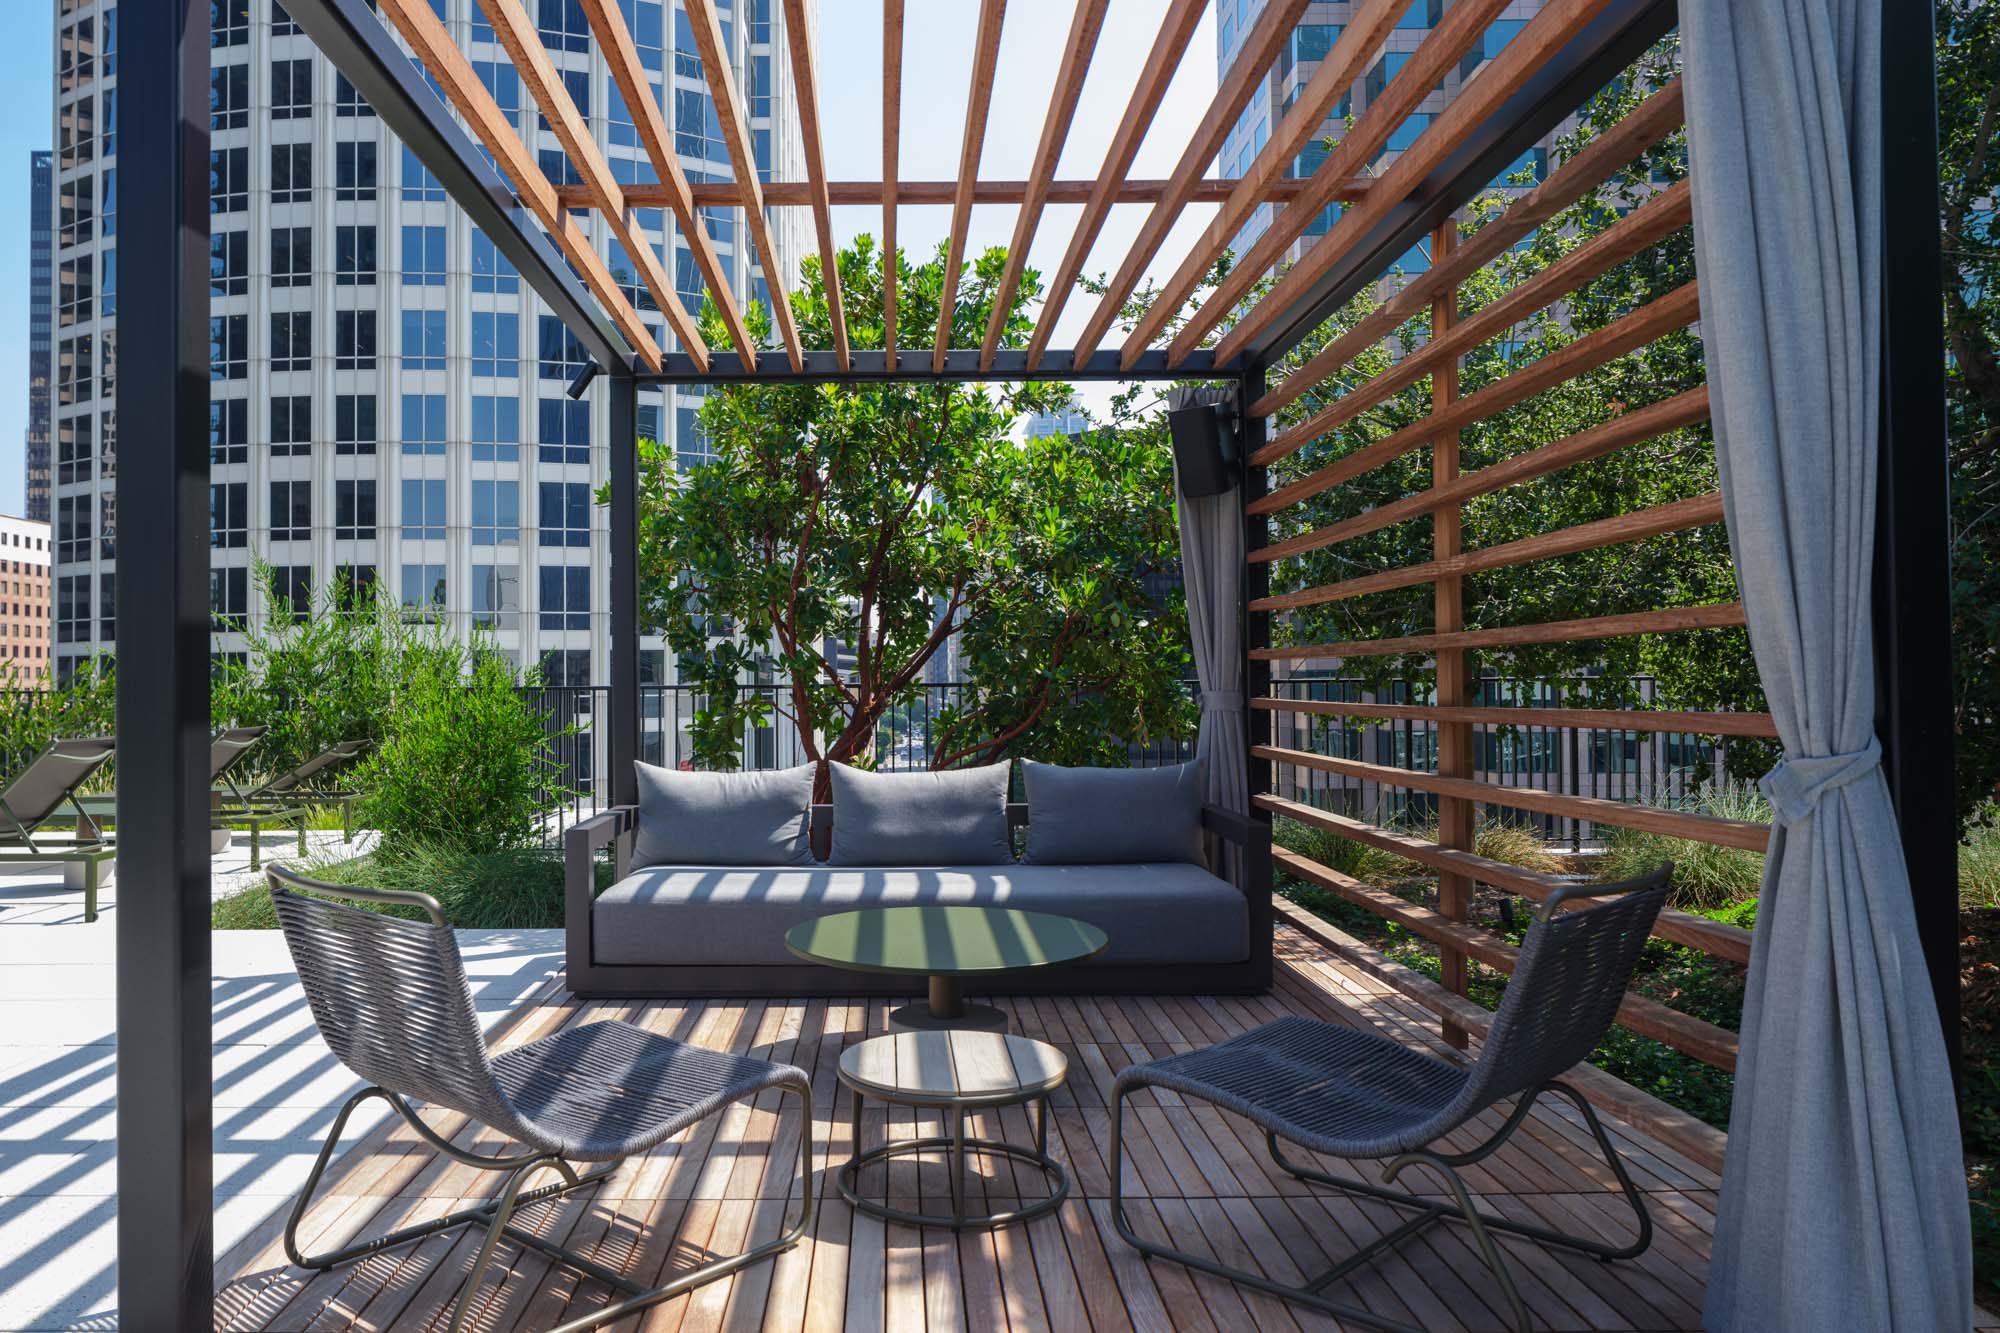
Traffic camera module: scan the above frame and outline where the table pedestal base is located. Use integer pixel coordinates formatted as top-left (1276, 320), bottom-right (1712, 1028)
top-left (888, 974), bottom-right (1007, 1031)
top-left (838, 1095), bottom-right (1067, 1230)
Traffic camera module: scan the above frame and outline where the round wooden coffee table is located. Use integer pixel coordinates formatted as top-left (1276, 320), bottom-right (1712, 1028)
top-left (784, 904), bottom-right (1108, 1031)
top-left (837, 1028), bottom-right (1069, 1229)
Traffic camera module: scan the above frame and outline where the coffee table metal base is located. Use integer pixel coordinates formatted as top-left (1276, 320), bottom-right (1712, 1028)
top-left (883, 973), bottom-right (1007, 1032)
top-left (838, 1095), bottom-right (1067, 1230)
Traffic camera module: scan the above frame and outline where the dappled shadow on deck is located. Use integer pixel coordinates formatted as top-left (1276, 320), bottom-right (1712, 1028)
top-left (213, 926), bottom-right (1726, 1332)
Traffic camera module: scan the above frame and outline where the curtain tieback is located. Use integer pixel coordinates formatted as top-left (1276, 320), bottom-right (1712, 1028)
top-left (1198, 692), bottom-right (1244, 712)
top-left (1758, 736), bottom-right (1882, 825)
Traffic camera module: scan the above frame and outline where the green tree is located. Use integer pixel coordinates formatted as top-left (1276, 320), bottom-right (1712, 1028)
top-left (628, 237), bottom-right (1192, 775)
top-left (1941, 0), bottom-right (2000, 826)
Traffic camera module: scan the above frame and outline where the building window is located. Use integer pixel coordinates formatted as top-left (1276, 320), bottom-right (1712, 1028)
top-left (210, 61), bottom-right (249, 130)
top-left (402, 310), bottom-right (446, 371)
top-left (210, 481), bottom-right (247, 549)
top-left (210, 315), bottom-right (248, 381)
top-left (210, 145), bottom-right (250, 214)
top-left (335, 394), bottom-right (377, 455)
top-left (538, 316), bottom-right (589, 381)
top-left (538, 0), bottom-right (590, 53)
top-left (270, 394), bottom-right (312, 456)
top-left (335, 72), bottom-right (375, 117)
top-left (97, 570), bottom-right (115, 642)
top-left (269, 479), bottom-right (311, 542)
top-left (402, 225), bottom-right (446, 286)
top-left (209, 396), bottom-right (248, 465)
top-left (58, 173), bottom-right (93, 248)
top-left (58, 256), bottom-right (93, 327)
top-left (213, 0), bottom-right (251, 47)
top-left (472, 233), bottom-right (519, 293)
top-left (472, 479), bottom-right (519, 546)
top-left (401, 394), bottom-right (446, 456)
top-left (334, 141), bottom-right (378, 202)
top-left (472, 564), bottom-right (520, 628)
top-left (400, 144), bottom-right (445, 202)
top-left (473, 58), bottom-right (522, 114)
top-left (400, 478), bottom-right (446, 541)
top-left (270, 566), bottom-right (311, 620)
top-left (210, 566), bottom-right (248, 631)
top-left (333, 564), bottom-right (377, 609)
top-left (271, 57), bottom-right (311, 119)
top-left (335, 480), bottom-right (377, 539)
top-left (59, 18), bottom-right (96, 95)
top-left (56, 575), bottom-right (90, 645)
top-left (539, 564), bottom-right (590, 630)
top-left (472, 395), bottom-right (520, 461)
top-left (58, 336), bottom-right (94, 407)
top-left (399, 563), bottom-right (447, 616)
top-left (57, 494), bottom-right (91, 562)
top-left (335, 310), bottom-right (377, 369)
top-left (539, 481), bottom-right (591, 548)
top-left (270, 311), bottom-right (311, 371)
top-left (272, 141), bottom-right (312, 203)
top-left (471, 311), bottom-right (518, 377)
top-left (538, 397), bottom-right (589, 464)
top-left (335, 225), bottom-right (376, 286)
top-left (210, 230), bottom-right (247, 297)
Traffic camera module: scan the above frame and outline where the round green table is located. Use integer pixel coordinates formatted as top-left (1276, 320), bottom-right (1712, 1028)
top-left (784, 904), bottom-right (1109, 1031)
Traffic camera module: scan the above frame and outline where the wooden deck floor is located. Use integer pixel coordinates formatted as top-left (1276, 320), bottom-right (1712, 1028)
top-left (213, 924), bottom-right (1730, 1332)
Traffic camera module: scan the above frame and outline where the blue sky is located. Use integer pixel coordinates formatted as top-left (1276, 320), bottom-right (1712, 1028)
top-left (0, 6), bottom-right (53, 517)
top-left (0, 0), bottom-right (1221, 515)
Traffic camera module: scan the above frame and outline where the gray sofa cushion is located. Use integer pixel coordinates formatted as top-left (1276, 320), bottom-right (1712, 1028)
top-left (1022, 759), bottom-right (1206, 865)
top-left (591, 862), bottom-right (1247, 967)
top-left (630, 761), bottom-right (816, 868)
top-left (826, 763), bottom-right (1012, 866)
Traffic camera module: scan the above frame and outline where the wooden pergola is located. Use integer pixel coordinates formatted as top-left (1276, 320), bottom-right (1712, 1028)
top-left (111, 0), bottom-right (1955, 1326)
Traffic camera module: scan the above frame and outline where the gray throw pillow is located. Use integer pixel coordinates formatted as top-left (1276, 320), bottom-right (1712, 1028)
top-left (630, 761), bottom-right (816, 868)
top-left (826, 763), bottom-right (1013, 866)
top-left (1022, 759), bottom-right (1207, 865)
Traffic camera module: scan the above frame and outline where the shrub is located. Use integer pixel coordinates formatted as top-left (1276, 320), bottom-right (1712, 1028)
top-left (1272, 810), bottom-right (1564, 886)
top-left (214, 844), bottom-right (568, 930)
top-left (1963, 817), bottom-right (2000, 909)
top-left (354, 644), bottom-right (561, 855)
top-left (1597, 781), bottom-right (1770, 911)
top-left (0, 658), bottom-right (117, 780)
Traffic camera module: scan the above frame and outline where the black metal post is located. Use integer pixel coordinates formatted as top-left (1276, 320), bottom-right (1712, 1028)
top-left (115, 0), bottom-right (213, 1327)
top-left (608, 374), bottom-right (640, 808)
top-left (1241, 368), bottom-right (1273, 988)
top-left (1875, 0), bottom-right (1959, 1089)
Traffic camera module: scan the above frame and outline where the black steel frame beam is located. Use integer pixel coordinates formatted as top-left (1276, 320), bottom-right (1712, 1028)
top-left (638, 347), bottom-right (1229, 386)
top-left (608, 376), bottom-right (640, 807)
top-left (116, 0), bottom-right (214, 1327)
top-left (1875, 0), bottom-right (1959, 1089)
top-left (1234, 0), bottom-right (1678, 373)
top-left (281, 0), bottom-right (637, 375)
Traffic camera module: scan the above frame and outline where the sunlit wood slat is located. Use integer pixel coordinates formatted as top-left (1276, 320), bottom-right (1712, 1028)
top-left (883, 0), bottom-right (904, 371)
top-left (553, 178), bottom-right (1374, 208)
top-left (1249, 600), bottom-right (1746, 661)
top-left (933, 0), bottom-right (1009, 372)
top-left (783, 0), bottom-right (850, 369)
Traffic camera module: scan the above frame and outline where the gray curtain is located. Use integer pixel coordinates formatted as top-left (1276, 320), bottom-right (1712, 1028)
top-left (1684, 4), bottom-right (1972, 1329)
top-left (1167, 386), bottom-right (1246, 868)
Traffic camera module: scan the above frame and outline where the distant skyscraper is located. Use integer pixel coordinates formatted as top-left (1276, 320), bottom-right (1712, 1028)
top-left (48, 0), bottom-right (807, 692)
top-left (25, 151), bottom-right (51, 524)
top-left (1024, 398), bottom-right (1089, 438)
top-left (1215, 0), bottom-right (1559, 270)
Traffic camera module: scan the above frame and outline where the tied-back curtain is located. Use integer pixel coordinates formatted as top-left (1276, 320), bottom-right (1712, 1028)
top-left (1683, 4), bottom-right (1972, 1329)
top-left (1167, 386), bottom-right (1246, 872)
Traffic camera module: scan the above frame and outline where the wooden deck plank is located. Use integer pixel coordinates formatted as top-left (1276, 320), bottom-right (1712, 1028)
top-left (212, 925), bottom-right (1718, 1332)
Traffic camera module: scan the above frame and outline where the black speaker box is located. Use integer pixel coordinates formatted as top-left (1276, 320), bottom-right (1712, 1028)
top-left (1169, 402), bottom-right (1237, 497)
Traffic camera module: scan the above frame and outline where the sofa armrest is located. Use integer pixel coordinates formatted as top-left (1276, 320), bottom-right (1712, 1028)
top-left (566, 805), bottom-right (636, 978)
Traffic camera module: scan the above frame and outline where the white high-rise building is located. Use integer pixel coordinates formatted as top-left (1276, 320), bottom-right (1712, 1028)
top-left (48, 0), bottom-right (806, 692)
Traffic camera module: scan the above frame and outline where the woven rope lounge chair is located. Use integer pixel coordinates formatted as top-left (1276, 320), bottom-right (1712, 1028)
top-left (266, 863), bottom-right (815, 1333)
top-left (1108, 863), bottom-right (1673, 1333)
top-left (0, 737), bottom-right (116, 921)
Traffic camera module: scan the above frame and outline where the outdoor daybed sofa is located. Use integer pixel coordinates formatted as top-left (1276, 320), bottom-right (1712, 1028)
top-left (565, 759), bottom-right (1272, 998)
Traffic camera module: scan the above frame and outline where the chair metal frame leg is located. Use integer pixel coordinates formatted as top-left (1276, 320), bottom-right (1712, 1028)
top-left (283, 1076), bottom-right (818, 1333)
top-left (1108, 1079), bottom-right (1652, 1333)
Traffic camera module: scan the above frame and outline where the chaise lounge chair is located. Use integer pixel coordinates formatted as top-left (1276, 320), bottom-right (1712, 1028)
top-left (70, 725), bottom-right (304, 869)
top-left (1107, 863), bottom-right (1673, 1333)
top-left (221, 737), bottom-right (370, 843)
top-left (0, 737), bottom-right (118, 921)
top-left (265, 862), bottom-right (816, 1333)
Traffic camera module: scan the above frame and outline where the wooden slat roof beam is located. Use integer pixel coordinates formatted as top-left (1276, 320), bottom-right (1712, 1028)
top-left (883, 0), bottom-right (903, 370)
top-left (1193, 0), bottom-right (1620, 369)
top-left (1114, 0), bottom-right (1408, 367)
top-left (376, 0), bottom-right (665, 371)
top-left (554, 178), bottom-right (1375, 209)
top-left (978, 0), bottom-right (1109, 371)
top-left (1024, 0), bottom-right (1207, 371)
top-left (782, 0), bottom-right (850, 370)
top-left (476, 0), bottom-right (708, 369)
top-left (1254, 77), bottom-right (1688, 418)
top-left (578, 0), bottom-right (755, 366)
top-left (1066, 0), bottom-right (1318, 367)
top-left (934, 0), bottom-right (1009, 372)
top-left (685, 0), bottom-right (805, 371)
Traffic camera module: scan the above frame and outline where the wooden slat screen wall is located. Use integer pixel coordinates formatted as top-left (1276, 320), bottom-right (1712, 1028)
top-left (1245, 78), bottom-right (1762, 1073)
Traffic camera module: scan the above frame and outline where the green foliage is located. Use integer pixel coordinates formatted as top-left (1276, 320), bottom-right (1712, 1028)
top-left (353, 643), bottom-right (559, 855)
top-left (1940, 0), bottom-right (2000, 832)
top-left (1597, 782), bottom-right (1770, 911)
top-left (626, 236), bottom-right (1191, 774)
top-left (1271, 810), bottom-right (1562, 886)
top-left (0, 659), bottom-right (117, 780)
top-left (1962, 817), bottom-right (2000, 909)
top-left (211, 845), bottom-right (569, 930)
